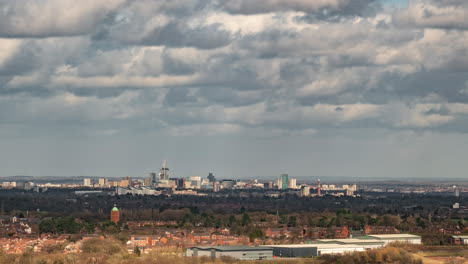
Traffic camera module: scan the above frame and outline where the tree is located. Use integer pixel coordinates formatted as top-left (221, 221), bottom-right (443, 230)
top-left (241, 213), bottom-right (250, 227)
top-left (134, 246), bottom-right (141, 256)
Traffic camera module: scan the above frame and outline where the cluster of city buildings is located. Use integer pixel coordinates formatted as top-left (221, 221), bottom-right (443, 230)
top-left (0, 161), bottom-right (359, 197)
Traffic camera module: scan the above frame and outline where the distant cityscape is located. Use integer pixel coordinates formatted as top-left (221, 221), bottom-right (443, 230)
top-left (1, 160), bottom-right (465, 198)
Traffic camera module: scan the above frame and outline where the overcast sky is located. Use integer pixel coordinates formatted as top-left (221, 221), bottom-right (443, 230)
top-left (1, 0), bottom-right (468, 180)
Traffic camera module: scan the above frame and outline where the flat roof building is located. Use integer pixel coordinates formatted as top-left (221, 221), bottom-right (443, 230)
top-left (364, 234), bottom-right (421, 245)
top-left (186, 246), bottom-right (273, 260)
top-left (263, 234), bottom-right (421, 258)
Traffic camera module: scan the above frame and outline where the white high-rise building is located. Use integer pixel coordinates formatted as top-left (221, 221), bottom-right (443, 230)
top-left (302, 186), bottom-right (310, 196)
top-left (275, 178), bottom-right (282, 189)
top-left (98, 178), bottom-right (108, 187)
top-left (288, 178), bottom-right (297, 189)
top-left (83, 178), bottom-right (92, 187)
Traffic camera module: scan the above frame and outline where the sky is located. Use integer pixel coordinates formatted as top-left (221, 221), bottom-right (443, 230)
top-left (1, 0), bottom-right (468, 180)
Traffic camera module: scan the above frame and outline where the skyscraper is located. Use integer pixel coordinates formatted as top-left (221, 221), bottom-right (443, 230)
top-left (159, 160), bottom-right (169, 181)
top-left (281, 174), bottom-right (289, 189)
top-left (317, 179), bottom-right (321, 196)
top-left (150, 172), bottom-right (157, 187)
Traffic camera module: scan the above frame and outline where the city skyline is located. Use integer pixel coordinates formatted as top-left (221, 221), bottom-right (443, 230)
top-left (2, 0), bottom-right (468, 179)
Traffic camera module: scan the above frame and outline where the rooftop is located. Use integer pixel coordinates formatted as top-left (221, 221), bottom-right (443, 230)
top-left (316, 239), bottom-right (385, 245)
top-left (366, 234), bottom-right (421, 239)
top-left (265, 244), bottom-right (371, 249)
top-left (189, 246), bottom-right (272, 252)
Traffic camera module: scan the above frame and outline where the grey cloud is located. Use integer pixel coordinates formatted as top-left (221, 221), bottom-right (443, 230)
top-left (394, 1), bottom-right (468, 30)
top-left (0, 0), bottom-right (125, 38)
top-left (162, 52), bottom-right (196, 76)
top-left (139, 22), bottom-right (232, 49)
top-left (1, 0), bottom-right (468, 138)
top-left (220, 0), bottom-right (379, 16)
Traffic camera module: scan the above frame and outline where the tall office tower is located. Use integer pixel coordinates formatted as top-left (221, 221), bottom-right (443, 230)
top-left (150, 172), bottom-right (157, 187)
top-left (159, 160), bottom-right (169, 181)
top-left (302, 186), bottom-right (310, 196)
top-left (83, 178), bottom-right (92, 187)
top-left (455, 188), bottom-right (460, 197)
top-left (281, 174), bottom-right (289, 189)
top-left (317, 179), bottom-right (321, 196)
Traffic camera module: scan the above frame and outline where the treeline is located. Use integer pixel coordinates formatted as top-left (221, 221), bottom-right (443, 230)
top-left (39, 216), bottom-right (119, 234)
top-left (0, 189), bottom-right (463, 218)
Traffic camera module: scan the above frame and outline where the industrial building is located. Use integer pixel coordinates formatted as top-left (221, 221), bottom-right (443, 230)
top-left (186, 234), bottom-right (421, 259)
top-left (186, 246), bottom-right (273, 260)
top-left (265, 234), bottom-right (421, 257)
top-left (267, 243), bottom-right (375, 257)
top-left (364, 234), bottom-right (422, 245)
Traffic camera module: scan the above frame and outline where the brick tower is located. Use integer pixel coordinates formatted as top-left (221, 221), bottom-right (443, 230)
top-left (110, 205), bottom-right (120, 224)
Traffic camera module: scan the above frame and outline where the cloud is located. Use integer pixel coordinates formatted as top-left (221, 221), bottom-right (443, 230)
top-left (220, 0), bottom-right (379, 17)
top-left (137, 22), bottom-right (233, 49)
top-left (394, 0), bottom-right (468, 30)
top-left (0, 0), bottom-right (126, 38)
top-left (1, 0), bottom-right (468, 139)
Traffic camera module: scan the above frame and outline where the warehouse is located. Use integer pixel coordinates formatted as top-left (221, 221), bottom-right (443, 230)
top-left (265, 234), bottom-right (421, 258)
top-left (365, 234), bottom-right (422, 245)
top-left (315, 238), bottom-right (385, 248)
top-left (268, 243), bottom-right (368, 257)
top-left (186, 246), bottom-right (273, 260)
top-left (268, 245), bottom-right (318, 257)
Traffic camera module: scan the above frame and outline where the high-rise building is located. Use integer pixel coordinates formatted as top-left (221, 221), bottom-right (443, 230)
top-left (288, 178), bottom-right (297, 189)
top-left (83, 178), bottom-right (92, 187)
top-left (281, 174), bottom-right (289, 189)
top-left (159, 160), bottom-right (169, 181)
top-left (143, 177), bottom-right (152, 186)
top-left (317, 179), bottom-right (321, 196)
top-left (110, 205), bottom-right (120, 224)
top-left (177, 178), bottom-right (186, 188)
top-left (98, 178), bottom-right (108, 187)
top-left (302, 186), bottom-right (310, 196)
top-left (275, 178), bottom-right (282, 189)
top-left (150, 172), bottom-right (157, 187)
top-left (207, 173), bottom-right (216, 183)
top-left (213, 181), bottom-right (219, 192)
top-left (120, 177), bottom-right (130, 187)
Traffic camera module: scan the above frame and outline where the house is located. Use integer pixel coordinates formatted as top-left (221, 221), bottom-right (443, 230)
top-left (450, 235), bottom-right (468, 245)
